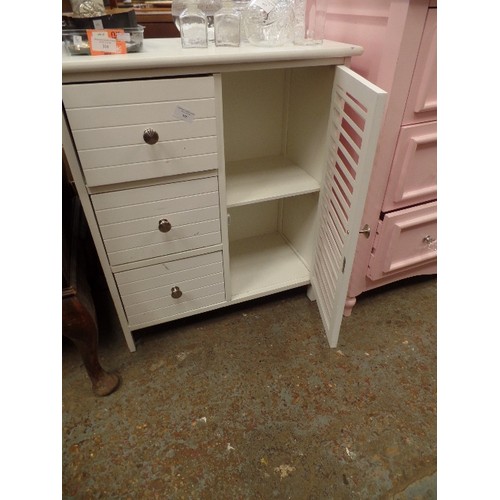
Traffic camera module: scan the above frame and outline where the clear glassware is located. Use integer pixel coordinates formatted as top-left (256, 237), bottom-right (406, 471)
top-left (199, 0), bottom-right (223, 42)
top-left (293, 0), bottom-right (327, 45)
top-left (242, 0), bottom-right (294, 47)
top-left (179, 3), bottom-right (208, 48)
top-left (232, 0), bottom-right (250, 42)
top-left (171, 0), bottom-right (188, 32)
top-left (214, 1), bottom-right (241, 47)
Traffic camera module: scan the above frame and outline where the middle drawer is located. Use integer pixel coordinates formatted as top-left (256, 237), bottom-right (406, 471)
top-left (92, 176), bottom-right (222, 267)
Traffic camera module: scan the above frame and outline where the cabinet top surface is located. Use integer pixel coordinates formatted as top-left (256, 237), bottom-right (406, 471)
top-left (62, 38), bottom-right (363, 78)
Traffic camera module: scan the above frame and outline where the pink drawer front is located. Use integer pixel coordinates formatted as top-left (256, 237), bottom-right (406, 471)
top-left (367, 201), bottom-right (437, 281)
top-left (382, 121), bottom-right (437, 212)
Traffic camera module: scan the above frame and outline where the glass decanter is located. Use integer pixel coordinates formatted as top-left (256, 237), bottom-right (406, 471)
top-left (214, 1), bottom-right (241, 47)
top-left (179, 2), bottom-right (208, 48)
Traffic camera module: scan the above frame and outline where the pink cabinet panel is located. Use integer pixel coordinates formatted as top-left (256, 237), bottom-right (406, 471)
top-left (382, 121), bottom-right (436, 212)
top-left (402, 8), bottom-right (437, 125)
top-left (367, 201), bottom-right (436, 281)
top-left (322, 0), bottom-right (437, 316)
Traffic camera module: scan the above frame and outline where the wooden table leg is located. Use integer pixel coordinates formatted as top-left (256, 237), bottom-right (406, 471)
top-left (63, 295), bottom-right (120, 397)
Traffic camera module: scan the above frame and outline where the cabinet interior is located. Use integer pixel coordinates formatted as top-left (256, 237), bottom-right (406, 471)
top-left (221, 66), bottom-right (334, 301)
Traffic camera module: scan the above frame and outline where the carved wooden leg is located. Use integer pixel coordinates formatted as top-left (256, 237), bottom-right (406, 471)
top-left (343, 296), bottom-right (357, 317)
top-left (63, 296), bottom-right (120, 397)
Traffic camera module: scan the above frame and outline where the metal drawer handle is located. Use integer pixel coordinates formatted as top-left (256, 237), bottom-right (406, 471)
top-left (359, 224), bottom-right (371, 238)
top-left (171, 286), bottom-right (182, 299)
top-left (423, 235), bottom-right (437, 251)
top-left (143, 128), bottom-right (159, 145)
top-left (158, 219), bottom-right (172, 233)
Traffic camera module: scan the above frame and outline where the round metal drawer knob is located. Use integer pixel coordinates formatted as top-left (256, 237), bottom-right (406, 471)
top-left (171, 286), bottom-right (183, 299)
top-left (423, 235), bottom-right (437, 251)
top-left (158, 218), bottom-right (172, 233)
top-left (143, 128), bottom-right (159, 145)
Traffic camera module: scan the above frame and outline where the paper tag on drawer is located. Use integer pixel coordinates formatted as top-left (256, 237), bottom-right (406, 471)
top-left (173, 106), bottom-right (195, 123)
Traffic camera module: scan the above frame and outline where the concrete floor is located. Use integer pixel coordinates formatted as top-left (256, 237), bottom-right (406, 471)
top-left (62, 275), bottom-right (437, 499)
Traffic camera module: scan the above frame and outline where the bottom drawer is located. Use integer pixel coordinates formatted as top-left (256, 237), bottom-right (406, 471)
top-left (115, 251), bottom-right (226, 329)
top-left (367, 201), bottom-right (436, 280)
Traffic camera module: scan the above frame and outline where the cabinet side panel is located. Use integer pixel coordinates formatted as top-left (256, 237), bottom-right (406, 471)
top-left (221, 70), bottom-right (286, 162)
top-left (324, 0), bottom-right (392, 84)
top-left (286, 66), bottom-right (334, 184)
top-left (62, 112), bottom-right (136, 352)
top-left (402, 8), bottom-right (437, 125)
top-left (213, 73), bottom-right (232, 301)
top-left (228, 202), bottom-right (279, 242)
top-left (281, 193), bottom-right (319, 270)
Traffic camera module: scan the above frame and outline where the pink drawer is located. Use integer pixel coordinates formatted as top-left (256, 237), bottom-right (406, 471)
top-left (367, 201), bottom-right (436, 281)
top-left (382, 121), bottom-right (436, 212)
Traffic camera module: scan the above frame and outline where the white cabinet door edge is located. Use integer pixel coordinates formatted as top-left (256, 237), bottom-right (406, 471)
top-left (312, 65), bottom-right (387, 347)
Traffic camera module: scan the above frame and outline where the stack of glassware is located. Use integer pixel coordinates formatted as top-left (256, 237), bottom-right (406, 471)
top-left (174, 0), bottom-right (241, 47)
top-left (172, 0), bottom-right (325, 49)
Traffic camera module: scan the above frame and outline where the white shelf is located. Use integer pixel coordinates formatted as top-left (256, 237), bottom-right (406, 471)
top-left (62, 39), bottom-right (363, 77)
top-left (226, 156), bottom-right (321, 208)
top-left (229, 232), bottom-right (311, 303)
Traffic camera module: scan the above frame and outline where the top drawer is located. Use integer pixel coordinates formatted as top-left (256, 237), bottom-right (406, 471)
top-left (63, 76), bottom-right (219, 187)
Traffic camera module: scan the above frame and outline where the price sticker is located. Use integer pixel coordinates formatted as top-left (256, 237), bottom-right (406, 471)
top-left (86, 29), bottom-right (127, 55)
top-left (173, 106), bottom-right (196, 123)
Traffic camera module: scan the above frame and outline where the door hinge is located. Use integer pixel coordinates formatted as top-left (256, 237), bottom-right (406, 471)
top-left (342, 257), bottom-right (346, 273)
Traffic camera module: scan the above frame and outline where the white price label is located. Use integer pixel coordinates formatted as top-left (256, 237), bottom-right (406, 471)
top-left (92, 38), bottom-right (119, 53)
top-left (173, 106), bottom-right (195, 123)
top-left (93, 19), bottom-right (104, 29)
top-left (116, 32), bottom-right (131, 42)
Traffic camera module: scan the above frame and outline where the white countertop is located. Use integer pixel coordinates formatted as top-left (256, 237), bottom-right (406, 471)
top-left (62, 38), bottom-right (363, 77)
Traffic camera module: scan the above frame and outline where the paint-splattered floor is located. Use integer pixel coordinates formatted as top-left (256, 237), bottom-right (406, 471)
top-left (63, 276), bottom-right (436, 499)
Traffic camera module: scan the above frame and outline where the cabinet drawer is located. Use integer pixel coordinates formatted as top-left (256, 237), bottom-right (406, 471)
top-left (62, 76), bottom-right (216, 108)
top-left (92, 176), bottom-right (221, 267)
top-left (367, 202), bottom-right (436, 280)
top-left (62, 76), bottom-right (218, 186)
top-left (115, 251), bottom-right (226, 328)
top-left (382, 121), bottom-right (436, 212)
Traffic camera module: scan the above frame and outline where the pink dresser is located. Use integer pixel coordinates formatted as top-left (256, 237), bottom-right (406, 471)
top-left (322, 0), bottom-right (437, 314)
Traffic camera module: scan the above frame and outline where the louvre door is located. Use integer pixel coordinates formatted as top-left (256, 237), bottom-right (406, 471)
top-left (311, 66), bottom-right (387, 347)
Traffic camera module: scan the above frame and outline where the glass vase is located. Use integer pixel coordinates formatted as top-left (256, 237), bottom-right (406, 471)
top-left (214, 2), bottom-right (241, 47)
top-left (179, 3), bottom-right (208, 48)
top-left (293, 0), bottom-right (327, 45)
top-left (242, 0), bottom-right (294, 47)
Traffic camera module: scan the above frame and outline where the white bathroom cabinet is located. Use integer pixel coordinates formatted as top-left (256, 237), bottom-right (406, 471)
top-left (62, 39), bottom-right (386, 352)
